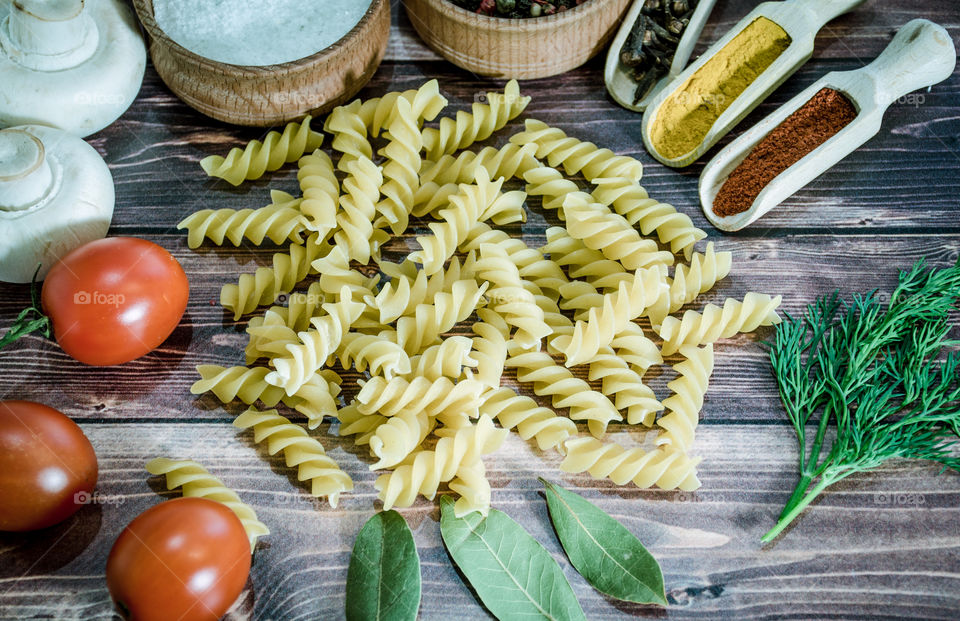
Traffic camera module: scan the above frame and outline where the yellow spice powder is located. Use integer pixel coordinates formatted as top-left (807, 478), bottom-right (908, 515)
top-left (650, 17), bottom-right (792, 160)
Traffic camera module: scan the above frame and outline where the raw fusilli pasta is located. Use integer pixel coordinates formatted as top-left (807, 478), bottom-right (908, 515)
top-left (359, 79), bottom-right (448, 138)
top-left (541, 227), bottom-right (633, 292)
top-left (506, 341), bottom-right (621, 438)
top-left (221, 233), bottom-right (330, 320)
top-left (610, 322), bottom-right (663, 375)
top-left (324, 99), bottom-right (374, 173)
top-left (375, 415), bottom-right (507, 509)
top-left (562, 193), bottom-right (674, 270)
top-left (394, 280), bottom-right (488, 356)
top-left (267, 288), bottom-right (366, 395)
top-left (449, 459), bottom-right (492, 517)
top-left (375, 97), bottom-right (422, 235)
top-left (191, 365), bottom-right (288, 408)
top-left (334, 156), bottom-right (384, 264)
top-left (146, 458), bottom-right (269, 552)
top-left (561, 437), bottom-right (701, 491)
top-left (369, 255), bottom-right (476, 324)
top-left (510, 119), bottom-right (643, 182)
top-left (405, 336), bottom-right (478, 381)
top-left (356, 375), bottom-right (485, 421)
top-left (644, 242), bottom-right (733, 328)
top-left (200, 115), bottom-right (324, 186)
top-left (420, 142), bottom-right (539, 187)
top-left (522, 164), bottom-right (590, 213)
top-left (552, 264), bottom-right (668, 367)
top-left (470, 314), bottom-right (508, 389)
top-left (657, 293), bottom-right (783, 355)
top-left (369, 409), bottom-right (433, 470)
top-left (178, 192), bottom-right (306, 249)
top-left (655, 344), bottom-right (714, 452)
top-left (336, 332), bottom-right (411, 379)
top-left (475, 243), bottom-right (551, 350)
top-left (297, 149), bottom-right (339, 234)
top-left (233, 408), bottom-right (353, 507)
top-left (588, 349), bottom-right (663, 426)
top-left (422, 80), bottom-right (530, 159)
top-left (591, 177), bottom-right (707, 260)
top-left (480, 386), bottom-right (575, 450)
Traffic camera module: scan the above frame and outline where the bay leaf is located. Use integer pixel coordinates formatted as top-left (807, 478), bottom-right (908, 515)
top-left (346, 510), bottom-right (421, 621)
top-left (541, 478), bottom-right (667, 606)
top-left (439, 495), bottom-right (586, 621)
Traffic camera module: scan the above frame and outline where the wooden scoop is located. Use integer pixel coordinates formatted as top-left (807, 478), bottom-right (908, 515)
top-left (641, 0), bottom-right (866, 168)
top-left (700, 19), bottom-right (957, 232)
top-left (604, 0), bottom-right (718, 112)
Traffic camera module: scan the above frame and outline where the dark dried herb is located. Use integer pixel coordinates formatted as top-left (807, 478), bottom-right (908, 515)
top-left (619, 0), bottom-right (698, 103)
top-left (449, 0), bottom-right (590, 19)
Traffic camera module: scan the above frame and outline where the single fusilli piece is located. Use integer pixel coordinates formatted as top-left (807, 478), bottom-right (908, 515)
top-left (470, 314), bottom-right (508, 389)
top-left (200, 115), bottom-right (324, 186)
top-left (410, 181), bottom-right (461, 218)
top-left (552, 265), bottom-right (668, 367)
top-left (410, 171), bottom-right (525, 275)
top-left (420, 142), bottom-right (539, 186)
top-left (588, 349), bottom-right (662, 427)
top-left (311, 246), bottom-right (381, 331)
top-left (324, 98), bottom-right (374, 173)
top-left (246, 308), bottom-right (302, 364)
top-left (395, 280), bottom-right (488, 356)
top-left (177, 194), bottom-right (307, 249)
top-left (422, 80), bottom-right (530, 160)
top-left (221, 233), bottom-right (331, 320)
top-left (146, 458), bottom-right (269, 552)
top-left (591, 177), bottom-right (707, 260)
top-left (267, 288), bottom-right (367, 395)
top-left (334, 156), bottom-right (384, 264)
top-left (375, 414), bottom-right (508, 510)
top-left (510, 119), bottom-right (642, 182)
top-left (505, 341), bottom-right (621, 438)
top-left (480, 386), bottom-right (576, 450)
top-left (655, 344), bottom-right (714, 452)
top-left (297, 149), bottom-right (339, 234)
top-left (449, 459), bottom-right (492, 517)
top-left (561, 437), bottom-right (702, 491)
top-left (562, 193), bottom-right (674, 270)
top-left (335, 332), bottom-right (412, 379)
top-left (233, 408), bottom-right (353, 507)
top-left (337, 401), bottom-right (384, 445)
top-left (657, 293), bottom-right (783, 356)
top-left (375, 97), bottom-right (422, 235)
top-left (191, 365), bottom-right (288, 408)
top-left (475, 243), bottom-right (551, 350)
top-left (405, 336), bottom-right (478, 381)
top-left (356, 375), bottom-right (486, 421)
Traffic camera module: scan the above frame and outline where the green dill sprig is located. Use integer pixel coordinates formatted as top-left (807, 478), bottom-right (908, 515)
top-left (763, 258), bottom-right (960, 543)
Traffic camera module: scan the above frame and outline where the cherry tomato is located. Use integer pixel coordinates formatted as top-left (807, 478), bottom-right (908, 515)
top-left (0, 400), bottom-right (98, 531)
top-left (106, 497), bottom-right (251, 621)
top-left (40, 237), bottom-right (189, 366)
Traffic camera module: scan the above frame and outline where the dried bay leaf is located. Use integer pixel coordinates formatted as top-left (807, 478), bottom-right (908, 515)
top-left (439, 495), bottom-right (585, 621)
top-left (541, 479), bottom-right (667, 606)
top-left (346, 510), bottom-right (421, 621)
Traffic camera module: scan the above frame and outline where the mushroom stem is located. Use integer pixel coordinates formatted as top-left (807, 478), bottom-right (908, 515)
top-left (3, 0), bottom-right (99, 70)
top-left (0, 129), bottom-right (54, 212)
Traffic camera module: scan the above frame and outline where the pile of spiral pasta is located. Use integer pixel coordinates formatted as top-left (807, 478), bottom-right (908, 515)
top-left (178, 79), bottom-right (783, 519)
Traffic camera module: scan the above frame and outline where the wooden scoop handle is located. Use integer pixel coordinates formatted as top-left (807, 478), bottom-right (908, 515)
top-left (862, 19), bottom-right (957, 108)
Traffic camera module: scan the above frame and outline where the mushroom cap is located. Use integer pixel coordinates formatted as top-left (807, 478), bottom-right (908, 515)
top-left (0, 125), bottom-right (114, 283)
top-left (0, 0), bottom-right (146, 137)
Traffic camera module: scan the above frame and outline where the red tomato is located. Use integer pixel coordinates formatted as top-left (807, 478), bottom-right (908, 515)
top-left (106, 497), bottom-right (251, 621)
top-left (0, 401), bottom-right (98, 531)
top-left (40, 237), bottom-right (189, 366)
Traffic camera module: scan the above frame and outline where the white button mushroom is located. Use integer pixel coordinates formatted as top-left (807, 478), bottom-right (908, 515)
top-left (0, 125), bottom-right (114, 283)
top-left (0, 0), bottom-right (146, 137)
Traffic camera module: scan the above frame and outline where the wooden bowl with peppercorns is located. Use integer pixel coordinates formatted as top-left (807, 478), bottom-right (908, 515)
top-left (404, 0), bottom-right (631, 80)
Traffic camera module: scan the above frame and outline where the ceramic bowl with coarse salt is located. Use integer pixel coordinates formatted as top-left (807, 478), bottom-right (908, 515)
top-left (132, 0), bottom-right (390, 127)
top-left (404, 0), bottom-right (631, 80)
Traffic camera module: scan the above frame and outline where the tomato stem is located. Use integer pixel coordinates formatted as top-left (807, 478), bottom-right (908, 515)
top-left (0, 266), bottom-right (51, 351)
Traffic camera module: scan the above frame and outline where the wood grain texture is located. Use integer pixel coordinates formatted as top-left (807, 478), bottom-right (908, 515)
top-left (1, 1), bottom-right (960, 619)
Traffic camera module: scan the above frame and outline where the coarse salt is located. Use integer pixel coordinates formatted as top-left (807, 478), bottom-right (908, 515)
top-left (154, 0), bottom-right (374, 66)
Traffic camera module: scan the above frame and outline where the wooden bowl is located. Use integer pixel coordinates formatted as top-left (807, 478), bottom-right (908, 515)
top-left (132, 0), bottom-right (390, 126)
top-left (404, 0), bottom-right (631, 80)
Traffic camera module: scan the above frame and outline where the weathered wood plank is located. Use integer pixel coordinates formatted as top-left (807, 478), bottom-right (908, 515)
top-left (1, 424), bottom-right (957, 620)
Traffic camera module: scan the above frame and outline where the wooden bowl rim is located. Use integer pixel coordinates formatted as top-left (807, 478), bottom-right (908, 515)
top-left (413, 0), bottom-right (606, 31)
top-left (132, 0), bottom-right (387, 73)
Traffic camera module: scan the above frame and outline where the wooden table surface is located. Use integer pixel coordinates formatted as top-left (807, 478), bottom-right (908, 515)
top-left (2, 1), bottom-right (960, 619)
